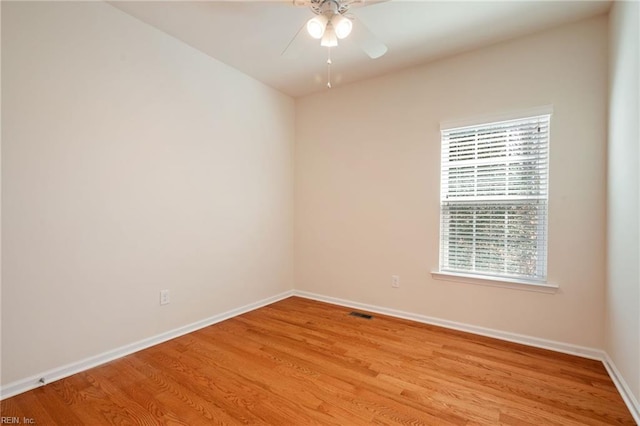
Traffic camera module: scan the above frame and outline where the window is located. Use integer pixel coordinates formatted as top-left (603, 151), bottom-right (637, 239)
top-left (439, 114), bottom-right (550, 283)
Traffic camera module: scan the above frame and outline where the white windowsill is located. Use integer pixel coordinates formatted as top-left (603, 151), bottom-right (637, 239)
top-left (431, 271), bottom-right (559, 294)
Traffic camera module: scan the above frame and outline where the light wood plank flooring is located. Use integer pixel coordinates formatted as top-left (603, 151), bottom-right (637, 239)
top-left (1, 297), bottom-right (635, 425)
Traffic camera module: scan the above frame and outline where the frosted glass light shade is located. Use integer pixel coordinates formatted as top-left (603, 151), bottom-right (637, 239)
top-left (332, 15), bottom-right (352, 39)
top-left (320, 22), bottom-right (338, 47)
top-left (307, 15), bottom-right (328, 39)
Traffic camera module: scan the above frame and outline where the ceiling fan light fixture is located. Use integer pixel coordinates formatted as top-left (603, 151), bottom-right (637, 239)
top-left (320, 22), bottom-right (338, 47)
top-left (307, 15), bottom-right (328, 39)
top-left (332, 14), bottom-right (352, 39)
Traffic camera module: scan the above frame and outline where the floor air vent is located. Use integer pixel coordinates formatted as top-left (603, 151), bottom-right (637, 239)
top-left (349, 311), bottom-right (373, 319)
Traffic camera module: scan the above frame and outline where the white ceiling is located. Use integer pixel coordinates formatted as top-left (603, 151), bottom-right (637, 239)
top-left (110, 0), bottom-right (610, 98)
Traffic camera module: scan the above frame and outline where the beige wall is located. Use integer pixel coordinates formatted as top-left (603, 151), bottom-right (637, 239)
top-left (295, 16), bottom-right (608, 348)
top-left (1, 2), bottom-right (294, 385)
top-left (607, 0), bottom-right (640, 402)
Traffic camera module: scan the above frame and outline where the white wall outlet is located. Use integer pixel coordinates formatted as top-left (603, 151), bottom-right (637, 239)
top-left (392, 275), bottom-right (400, 288)
top-left (160, 289), bottom-right (170, 305)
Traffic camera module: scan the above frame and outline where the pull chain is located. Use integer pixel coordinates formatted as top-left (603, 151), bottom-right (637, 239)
top-left (327, 47), bottom-right (332, 89)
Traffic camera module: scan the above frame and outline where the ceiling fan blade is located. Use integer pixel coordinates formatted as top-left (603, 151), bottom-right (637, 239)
top-left (281, 21), bottom-right (308, 57)
top-left (350, 17), bottom-right (387, 59)
top-left (346, 0), bottom-right (388, 8)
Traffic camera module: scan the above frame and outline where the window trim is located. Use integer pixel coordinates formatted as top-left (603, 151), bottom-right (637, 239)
top-left (437, 106), bottom-right (554, 287)
top-left (440, 105), bottom-right (554, 131)
top-left (431, 270), bottom-right (558, 293)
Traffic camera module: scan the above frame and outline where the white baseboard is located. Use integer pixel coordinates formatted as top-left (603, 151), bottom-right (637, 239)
top-left (0, 290), bottom-right (294, 400)
top-left (602, 353), bottom-right (640, 424)
top-left (293, 290), bottom-right (603, 359)
top-left (293, 290), bottom-right (640, 423)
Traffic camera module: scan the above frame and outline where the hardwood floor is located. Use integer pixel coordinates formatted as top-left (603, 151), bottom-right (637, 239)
top-left (1, 296), bottom-right (635, 425)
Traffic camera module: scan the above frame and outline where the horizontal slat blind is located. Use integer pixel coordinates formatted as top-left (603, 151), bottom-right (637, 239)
top-left (440, 114), bottom-right (550, 281)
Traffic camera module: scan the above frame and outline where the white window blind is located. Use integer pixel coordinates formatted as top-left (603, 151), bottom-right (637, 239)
top-left (439, 114), bottom-right (550, 282)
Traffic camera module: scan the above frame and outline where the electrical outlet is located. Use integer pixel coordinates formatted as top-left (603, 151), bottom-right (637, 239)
top-left (160, 289), bottom-right (170, 305)
top-left (392, 275), bottom-right (400, 288)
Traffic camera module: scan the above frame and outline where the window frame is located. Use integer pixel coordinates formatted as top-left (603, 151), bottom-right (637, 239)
top-left (433, 107), bottom-right (556, 292)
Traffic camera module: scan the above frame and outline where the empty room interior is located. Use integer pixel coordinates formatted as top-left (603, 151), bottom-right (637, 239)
top-left (1, 0), bottom-right (639, 424)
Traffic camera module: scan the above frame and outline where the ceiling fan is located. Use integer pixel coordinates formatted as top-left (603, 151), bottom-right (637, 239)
top-left (285, 0), bottom-right (388, 87)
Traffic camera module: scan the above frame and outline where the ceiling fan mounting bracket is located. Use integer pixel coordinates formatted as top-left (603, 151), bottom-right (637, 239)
top-left (309, 0), bottom-right (352, 17)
